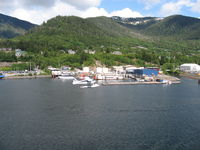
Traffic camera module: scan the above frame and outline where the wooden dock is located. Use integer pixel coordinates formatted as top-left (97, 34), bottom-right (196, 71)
top-left (102, 81), bottom-right (181, 86)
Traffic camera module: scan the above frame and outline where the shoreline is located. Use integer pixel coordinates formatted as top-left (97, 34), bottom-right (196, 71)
top-left (4, 75), bottom-right (51, 79)
top-left (180, 73), bottom-right (200, 80)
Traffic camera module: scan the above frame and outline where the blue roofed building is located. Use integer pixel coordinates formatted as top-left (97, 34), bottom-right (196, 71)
top-left (134, 69), bottom-right (158, 77)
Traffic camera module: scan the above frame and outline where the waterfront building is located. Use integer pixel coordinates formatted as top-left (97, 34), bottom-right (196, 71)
top-left (112, 66), bottom-right (124, 74)
top-left (131, 69), bottom-right (159, 78)
top-left (96, 67), bottom-right (109, 74)
top-left (180, 64), bottom-right (200, 73)
top-left (83, 67), bottom-right (90, 73)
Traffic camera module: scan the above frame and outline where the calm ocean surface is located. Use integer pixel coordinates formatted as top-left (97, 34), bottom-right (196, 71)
top-left (0, 78), bottom-right (200, 150)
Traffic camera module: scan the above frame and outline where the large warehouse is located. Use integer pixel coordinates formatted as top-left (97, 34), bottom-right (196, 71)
top-left (180, 64), bottom-right (200, 73)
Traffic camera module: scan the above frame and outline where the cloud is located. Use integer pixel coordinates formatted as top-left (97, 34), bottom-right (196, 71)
top-left (160, 0), bottom-right (194, 16)
top-left (0, 0), bottom-right (19, 13)
top-left (82, 7), bottom-right (143, 18)
top-left (22, 0), bottom-right (56, 8)
top-left (7, 0), bottom-right (143, 24)
top-left (160, 2), bottom-right (181, 16)
top-left (10, 1), bottom-right (82, 24)
top-left (81, 7), bottom-right (109, 18)
top-left (110, 8), bottom-right (143, 18)
top-left (61, 0), bottom-right (101, 10)
top-left (2, 0), bottom-right (143, 24)
top-left (191, 0), bottom-right (200, 13)
top-left (1, 0), bottom-right (101, 10)
top-left (138, 0), bottom-right (161, 9)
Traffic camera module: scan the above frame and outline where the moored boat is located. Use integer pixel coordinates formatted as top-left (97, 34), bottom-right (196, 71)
top-left (58, 74), bottom-right (75, 80)
top-left (0, 73), bottom-right (5, 79)
top-left (72, 77), bottom-right (96, 85)
top-left (160, 79), bottom-right (172, 84)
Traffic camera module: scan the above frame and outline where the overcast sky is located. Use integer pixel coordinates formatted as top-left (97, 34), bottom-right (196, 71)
top-left (0, 0), bottom-right (200, 24)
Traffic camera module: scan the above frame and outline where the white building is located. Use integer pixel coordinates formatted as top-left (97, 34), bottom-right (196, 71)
top-left (84, 50), bottom-right (96, 54)
top-left (96, 67), bottom-right (109, 74)
top-left (83, 67), bottom-right (90, 72)
top-left (180, 64), bottom-right (200, 73)
top-left (112, 66), bottom-right (124, 73)
top-left (51, 70), bottom-right (61, 77)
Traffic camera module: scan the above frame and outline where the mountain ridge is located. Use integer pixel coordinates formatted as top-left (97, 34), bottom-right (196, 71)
top-left (113, 15), bottom-right (200, 39)
top-left (0, 13), bottom-right (37, 38)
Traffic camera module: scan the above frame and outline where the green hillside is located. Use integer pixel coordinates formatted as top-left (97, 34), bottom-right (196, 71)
top-left (87, 16), bottom-right (139, 37)
top-left (4, 15), bottom-right (200, 55)
top-left (13, 15), bottom-right (147, 52)
top-left (0, 13), bottom-right (36, 38)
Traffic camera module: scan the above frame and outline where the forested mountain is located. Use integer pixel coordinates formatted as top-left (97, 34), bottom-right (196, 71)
top-left (87, 16), bottom-right (141, 37)
top-left (144, 15), bottom-right (200, 39)
top-left (0, 13), bottom-right (36, 38)
top-left (14, 16), bottom-right (147, 52)
top-left (114, 15), bottom-right (200, 40)
top-left (1, 13), bottom-right (200, 41)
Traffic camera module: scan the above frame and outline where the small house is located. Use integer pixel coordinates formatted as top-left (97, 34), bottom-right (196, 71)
top-left (15, 49), bottom-right (26, 57)
top-left (84, 50), bottom-right (96, 54)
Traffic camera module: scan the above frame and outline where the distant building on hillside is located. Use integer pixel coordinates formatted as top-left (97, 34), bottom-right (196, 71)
top-left (180, 63), bottom-right (200, 73)
top-left (84, 50), bottom-right (96, 54)
top-left (15, 49), bottom-right (26, 57)
top-left (112, 51), bottom-right (122, 55)
top-left (67, 50), bottom-right (76, 55)
top-left (0, 48), bottom-right (12, 51)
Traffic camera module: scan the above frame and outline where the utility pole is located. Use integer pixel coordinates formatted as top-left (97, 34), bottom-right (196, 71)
top-left (30, 62), bottom-right (31, 71)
